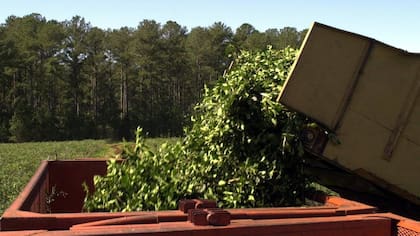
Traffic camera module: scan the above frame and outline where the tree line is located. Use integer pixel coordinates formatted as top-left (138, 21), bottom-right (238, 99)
top-left (0, 13), bottom-right (307, 142)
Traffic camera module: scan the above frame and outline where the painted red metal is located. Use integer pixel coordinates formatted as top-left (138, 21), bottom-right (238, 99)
top-left (179, 199), bottom-right (196, 213)
top-left (71, 215), bottom-right (159, 228)
top-left (0, 215), bottom-right (394, 235)
top-left (66, 215), bottom-right (392, 236)
top-left (0, 230), bottom-right (48, 235)
top-left (179, 199), bottom-right (230, 226)
top-left (1, 159), bottom-right (419, 235)
top-left (179, 199), bottom-right (217, 213)
top-left (206, 209), bottom-right (231, 226)
top-left (375, 213), bottom-right (420, 236)
top-left (188, 209), bottom-right (209, 226)
top-left (193, 199), bottom-right (217, 209)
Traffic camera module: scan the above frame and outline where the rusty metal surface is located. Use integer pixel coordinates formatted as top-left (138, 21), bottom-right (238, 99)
top-left (279, 22), bottom-right (420, 204)
top-left (1, 160), bottom-right (377, 231)
top-left (2, 214), bottom-right (420, 235)
top-left (0, 215), bottom-right (394, 236)
top-left (1, 159), bottom-right (419, 235)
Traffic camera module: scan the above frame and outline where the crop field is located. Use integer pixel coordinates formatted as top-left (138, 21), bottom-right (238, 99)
top-left (0, 138), bottom-right (176, 214)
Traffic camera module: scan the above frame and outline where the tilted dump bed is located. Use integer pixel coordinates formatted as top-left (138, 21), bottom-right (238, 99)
top-left (279, 22), bottom-right (420, 205)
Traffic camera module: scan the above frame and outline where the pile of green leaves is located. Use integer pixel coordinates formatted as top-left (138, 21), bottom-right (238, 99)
top-left (83, 46), bottom-right (312, 212)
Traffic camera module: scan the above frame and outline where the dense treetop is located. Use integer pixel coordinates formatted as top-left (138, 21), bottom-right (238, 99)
top-left (0, 13), bottom-right (307, 142)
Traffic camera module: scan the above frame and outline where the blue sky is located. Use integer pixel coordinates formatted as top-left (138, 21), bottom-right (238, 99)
top-left (1, 0), bottom-right (420, 52)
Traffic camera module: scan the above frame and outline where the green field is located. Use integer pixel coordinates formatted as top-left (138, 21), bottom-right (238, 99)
top-left (0, 140), bottom-right (110, 214)
top-left (0, 138), bottom-right (178, 215)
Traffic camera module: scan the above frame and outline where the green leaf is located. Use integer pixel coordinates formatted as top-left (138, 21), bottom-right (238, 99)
top-left (85, 46), bottom-right (318, 212)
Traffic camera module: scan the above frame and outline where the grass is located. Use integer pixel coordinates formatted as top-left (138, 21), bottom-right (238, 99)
top-left (144, 137), bottom-right (180, 151)
top-left (0, 140), bottom-right (113, 214)
top-left (106, 138), bottom-right (181, 156)
top-left (0, 138), bottom-right (177, 215)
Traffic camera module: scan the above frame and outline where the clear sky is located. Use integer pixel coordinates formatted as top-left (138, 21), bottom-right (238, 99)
top-left (1, 0), bottom-right (420, 52)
